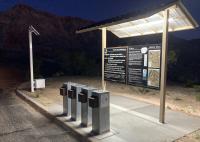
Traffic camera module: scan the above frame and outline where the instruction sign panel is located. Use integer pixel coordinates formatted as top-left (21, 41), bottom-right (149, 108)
top-left (104, 44), bottom-right (161, 89)
top-left (104, 47), bottom-right (127, 83)
top-left (128, 45), bottom-right (161, 89)
top-left (128, 46), bottom-right (147, 86)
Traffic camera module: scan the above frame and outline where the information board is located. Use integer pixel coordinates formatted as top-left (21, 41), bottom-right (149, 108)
top-left (128, 45), bottom-right (161, 89)
top-left (128, 46), bottom-right (147, 86)
top-left (104, 44), bottom-right (161, 89)
top-left (104, 47), bottom-right (127, 83)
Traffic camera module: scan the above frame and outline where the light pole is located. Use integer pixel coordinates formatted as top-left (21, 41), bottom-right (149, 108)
top-left (28, 25), bottom-right (40, 93)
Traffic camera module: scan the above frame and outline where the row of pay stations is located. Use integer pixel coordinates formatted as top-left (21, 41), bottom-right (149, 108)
top-left (60, 82), bottom-right (110, 135)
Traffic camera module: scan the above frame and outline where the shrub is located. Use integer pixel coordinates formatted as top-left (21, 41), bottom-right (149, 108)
top-left (194, 85), bottom-right (200, 92)
top-left (196, 94), bottom-right (200, 102)
top-left (174, 97), bottom-right (182, 101)
top-left (184, 80), bottom-right (194, 88)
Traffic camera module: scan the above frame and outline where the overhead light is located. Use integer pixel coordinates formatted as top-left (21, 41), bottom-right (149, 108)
top-left (29, 25), bottom-right (40, 36)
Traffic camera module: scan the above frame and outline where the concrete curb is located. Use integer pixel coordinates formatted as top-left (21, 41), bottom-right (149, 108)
top-left (15, 90), bottom-right (93, 142)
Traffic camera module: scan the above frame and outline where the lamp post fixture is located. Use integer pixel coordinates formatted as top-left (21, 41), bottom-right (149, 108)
top-left (28, 25), bottom-right (40, 93)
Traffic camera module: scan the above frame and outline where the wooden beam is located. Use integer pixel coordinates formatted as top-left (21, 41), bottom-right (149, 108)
top-left (102, 28), bottom-right (107, 91)
top-left (178, 1), bottom-right (199, 28)
top-left (159, 9), bottom-right (169, 123)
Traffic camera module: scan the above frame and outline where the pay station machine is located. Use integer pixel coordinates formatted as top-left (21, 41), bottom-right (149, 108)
top-left (68, 84), bottom-right (86, 121)
top-left (89, 90), bottom-right (110, 134)
top-left (60, 82), bottom-right (75, 116)
top-left (78, 86), bottom-right (97, 127)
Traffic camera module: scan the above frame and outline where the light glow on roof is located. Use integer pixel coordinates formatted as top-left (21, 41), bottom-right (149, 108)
top-left (107, 5), bottom-right (194, 38)
top-left (76, 1), bottom-right (198, 36)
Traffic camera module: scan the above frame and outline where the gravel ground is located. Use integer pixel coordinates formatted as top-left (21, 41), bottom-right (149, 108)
top-left (0, 89), bottom-right (79, 142)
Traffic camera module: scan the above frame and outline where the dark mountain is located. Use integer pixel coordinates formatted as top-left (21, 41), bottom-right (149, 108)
top-left (0, 4), bottom-right (199, 85)
top-left (0, 4), bottom-right (96, 52)
top-left (0, 4), bottom-right (104, 77)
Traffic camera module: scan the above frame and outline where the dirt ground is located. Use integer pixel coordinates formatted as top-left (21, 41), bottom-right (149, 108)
top-left (28, 76), bottom-right (200, 117)
top-left (175, 129), bottom-right (200, 142)
top-left (0, 89), bottom-right (79, 142)
top-left (18, 76), bottom-right (200, 142)
top-left (0, 66), bottom-right (23, 89)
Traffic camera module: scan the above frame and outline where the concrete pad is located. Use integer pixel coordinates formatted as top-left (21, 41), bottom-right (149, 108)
top-left (16, 90), bottom-right (200, 142)
top-left (110, 111), bottom-right (182, 142)
top-left (110, 95), bottom-right (152, 115)
top-left (135, 105), bottom-right (200, 133)
top-left (110, 95), bottom-right (151, 109)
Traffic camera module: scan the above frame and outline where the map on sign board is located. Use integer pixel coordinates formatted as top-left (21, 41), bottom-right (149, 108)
top-left (147, 45), bottom-right (161, 88)
top-left (148, 50), bottom-right (161, 68)
top-left (148, 69), bottom-right (160, 88)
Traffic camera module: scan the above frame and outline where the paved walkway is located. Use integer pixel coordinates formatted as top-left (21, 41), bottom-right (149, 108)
top-left (0, 89), bottom-right (79, 142)
top-left (18, 87), bottom-right (200, 142)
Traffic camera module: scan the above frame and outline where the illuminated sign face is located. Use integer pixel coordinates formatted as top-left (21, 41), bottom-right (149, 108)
top-left (104, 47), bottom-right (127, 83)
top-left (104, 44), bottom-right (161, 89)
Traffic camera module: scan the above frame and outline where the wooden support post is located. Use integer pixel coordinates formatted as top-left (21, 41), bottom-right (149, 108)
top-left (102, 28), bottom-right (107, 91)
top-left (159, 9), bottom-right (169, 123)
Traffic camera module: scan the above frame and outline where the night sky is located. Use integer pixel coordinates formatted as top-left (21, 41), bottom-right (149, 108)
top-left (0, 0), bottom-right (199, 40)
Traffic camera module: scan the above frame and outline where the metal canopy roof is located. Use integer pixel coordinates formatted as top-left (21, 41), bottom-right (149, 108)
top-left (76, 0), bottom-right (198, 38)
